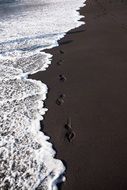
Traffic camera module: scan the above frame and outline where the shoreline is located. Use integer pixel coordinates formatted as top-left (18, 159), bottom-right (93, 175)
top-left (31, 1), bottom-right (127, 190)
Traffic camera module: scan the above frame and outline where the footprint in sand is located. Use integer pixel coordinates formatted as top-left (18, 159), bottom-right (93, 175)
top-left (59, 74), bottom-right (67, 82)
top-left (66, 131), bottom-right (76, 142)
top-left (65, 118), bottom-right (76, 142)
top-left (56, 94), bottom-right (66, 106)
top-left (59, 50), bottom-right (64, 54)
top-left (64, 118), bottom-right (72, 130)
top-left (57, 59), bottom-right (63, 66)
top-left (56, 50), bottom-right (64, 65)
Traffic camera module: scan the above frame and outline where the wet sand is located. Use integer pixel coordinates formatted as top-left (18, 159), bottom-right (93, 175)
top-left (32, 1), bottom-right (127, 190)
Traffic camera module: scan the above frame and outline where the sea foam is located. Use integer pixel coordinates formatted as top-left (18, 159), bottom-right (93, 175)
top-left (0, 0), bottom-right (86, 189)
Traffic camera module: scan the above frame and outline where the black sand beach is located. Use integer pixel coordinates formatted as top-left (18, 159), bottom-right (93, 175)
top-left (32, 1), bottom-right (127, 190)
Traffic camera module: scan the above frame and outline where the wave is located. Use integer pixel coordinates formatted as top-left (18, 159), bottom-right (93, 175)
top-left (0, 0), bottom-right (86, 189)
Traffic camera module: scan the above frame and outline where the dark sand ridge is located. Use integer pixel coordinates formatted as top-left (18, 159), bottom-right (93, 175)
top-left (31, 0), bottom-right (127, 190)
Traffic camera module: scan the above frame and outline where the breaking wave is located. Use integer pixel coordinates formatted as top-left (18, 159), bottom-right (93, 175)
top-left (0, 0), bottom-right (86, 189)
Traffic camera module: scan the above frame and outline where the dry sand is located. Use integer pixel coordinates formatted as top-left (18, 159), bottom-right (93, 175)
top-left (32, 1), bottom-right (127, 190)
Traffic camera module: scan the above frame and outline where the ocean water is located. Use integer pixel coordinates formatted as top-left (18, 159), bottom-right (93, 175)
top-left (0, 0), bottom-right (85, 189)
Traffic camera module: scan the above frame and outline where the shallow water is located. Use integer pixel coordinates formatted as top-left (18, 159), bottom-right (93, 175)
top-left (0, 0), bottom-right (85, 189)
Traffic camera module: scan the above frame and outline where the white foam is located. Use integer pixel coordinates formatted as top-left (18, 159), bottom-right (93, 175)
top-left (0, 0), bottom-right (86, 189)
